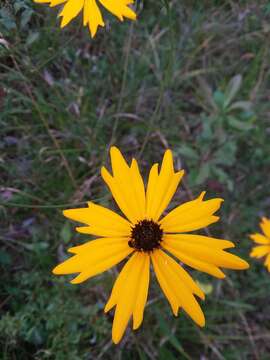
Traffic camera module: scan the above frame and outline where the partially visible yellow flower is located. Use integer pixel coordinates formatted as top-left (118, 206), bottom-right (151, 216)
top-left (53, 147), bottom-right (249, 344)
top-left (250, 217), bottom-right (270, 271)
top-left (34, 0), bottom-right (136, 38)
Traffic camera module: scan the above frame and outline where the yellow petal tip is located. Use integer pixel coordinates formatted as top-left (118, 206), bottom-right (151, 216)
top-left (197, 315), bottom-right (206, 327)
top-left (132, 322), bottom-right (140, 330)
top-left (177, 169), bottom-right (185, 177)
top-left (75, 226), bottom-right (86, 233)
top-left (52, 265), bottom-right (61, 275)
top-left (62, 209), bottom-right (68, 216)
top-left (112, 334), bottom-right (121, 345)
top-left (240, 260), bottom-right (250, 269)
top-left (101, 166), bottom-right (110, 178)
top-left (104, 304), bottom-right (111, 313)
top-left (199, 191), bottom-right (206, 200)
top-left (70, 278), bottom-right (80, 284)
top-left (110, 146), bottom-right (120, 156)
top-left (63, 209), bottom-right (73, 218)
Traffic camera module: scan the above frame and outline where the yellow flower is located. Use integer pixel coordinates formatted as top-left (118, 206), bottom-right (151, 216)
top-left (250, 217), bottom-right (270, 271)
top-left (34, 0), bottom-right (136, 38)
top-left (53, 147), bottom-right (249, 344)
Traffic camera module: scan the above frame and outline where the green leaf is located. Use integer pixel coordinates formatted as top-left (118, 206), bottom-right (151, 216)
top-left (177, 145), bottom-right (198, 160)
top-left (228, 101), bottom-right (252, 112)
top-left (224, 75), bottom-right (242, 108)
top-left (228, 116), bottom-right (253, 131)
top-left (195, 163), bottom-right (210, 184)
top-left (21, 9), bottom-right (33, 28)
top-left (26, 31), bottom-right (40, 46)
top-left (214, 141), bottom-right (236, 166)
top-left (60, 222), bottom-right (72, 244)
top-left (0, 9), bottom-right (16, 30)
top-left (213, 90), bottom-right (225, 109)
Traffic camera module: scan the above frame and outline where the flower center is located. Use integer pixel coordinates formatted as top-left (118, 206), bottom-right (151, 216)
top-left (128, 219), bottom-right (163, 252)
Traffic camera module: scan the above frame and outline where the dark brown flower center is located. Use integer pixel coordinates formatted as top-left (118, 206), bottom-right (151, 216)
top-left (128, 219), bottom-right (163, 252)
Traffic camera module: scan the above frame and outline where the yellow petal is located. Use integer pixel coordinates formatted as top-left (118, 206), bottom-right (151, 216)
top-left (155, 171), bottom-right (185, 221)
top-left (110, 146), bottom-right (130, 177)
top-left (162, 234), bottom-right (235, 250)
top-left (159, 192), bottom-right (204, 227)
top-left (146, 150), bottom-right (184, 221)
top-left (150, 251), bottom-right (179, 316)
top-left (151, 250), bottom-right (205, 327)
top-left (83, 0), bottom-right (104, 37)
top-left (250, 245), bottom-right (270, 258)
top-left (250, 233), bottom-right (270, 245)
top-left (157, 250), bottom-right (205, 300)
top-left (130, 159), bottom-right (146, 219)
top-left (163, 236), bottom-right (249, 270)
top-left (146, 163), bottom-right (159, 217)
top-left (104, 252), bottom-right (135, 313)
top-left (101, 166), bottom-right (136, 223)
top-left (163, 191), bottom-right (206, 218)
top-left (67, 236), bottom-right (126, 254)
top-left (147, 150), bottom-right (173, 219)
top-left (162, 241), bottom-right (226, 278)
top-left (63, 202), bottom-right (131, 237)
top-left (110, 148), bottom-right (145, 219)
top-left (160, 195), bottom-right (223, 233)
top-left (105, 252), bottom-right (150, 344)
top-left (260, 217), bottom-right (270, 239)
top-left (59, 0), bottom-right (84, 28)
top-left (75, 225), bottom-right (128, 237)
top-left (50, 0), bottom-right (67, 5)
top-left (52, 237), bottom-right (133, 284)
top-left (164, 216), bottom-right (221, 233)
top-left (132, 255), bottom-right (150, 329)
top-left (99, 0), bottom-right (137, 21)
top-left (264, 254), bottom-right (270, 271)
top-left (101, 147), bottom-right (146, 223)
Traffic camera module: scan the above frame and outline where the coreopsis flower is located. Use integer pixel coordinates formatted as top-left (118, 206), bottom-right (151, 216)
top-left (53, 147), bottom-right (249, 344)
top-left (250, 217), bottom-right (270, 271)
top-left (34, 0), bottom-right (136, 38)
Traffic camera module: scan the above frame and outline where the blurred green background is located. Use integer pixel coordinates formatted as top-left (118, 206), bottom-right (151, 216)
top-left (1, 0), bottom-right (270, 359)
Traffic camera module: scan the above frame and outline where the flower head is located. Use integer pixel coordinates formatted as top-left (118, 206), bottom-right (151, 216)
top-left (250, 217), bottom-right (270, 271)
top-left (34, 0), bottom-right (136, 38)
top-left (53, 147), bottom-right (249, 344)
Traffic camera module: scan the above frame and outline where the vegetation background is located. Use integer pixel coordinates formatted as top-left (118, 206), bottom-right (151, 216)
top-left (1, 0), bottom-right (270, 358)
